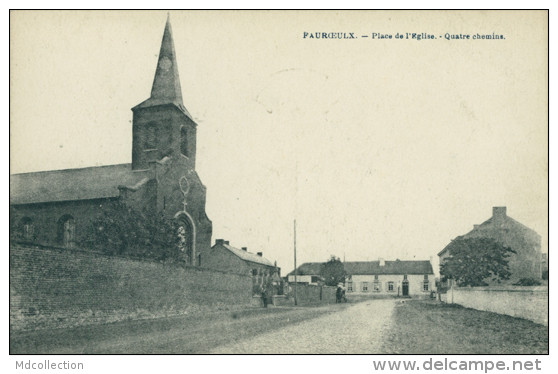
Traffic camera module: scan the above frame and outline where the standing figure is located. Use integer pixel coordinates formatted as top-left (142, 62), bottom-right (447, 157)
top-left (261, 285), bottom-right (268, 308)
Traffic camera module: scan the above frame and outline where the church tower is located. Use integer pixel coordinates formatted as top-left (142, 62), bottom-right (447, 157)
top-left (131, 16), bottom-right (197, 171)
top-left (129, 16), bottom-right (213, 265)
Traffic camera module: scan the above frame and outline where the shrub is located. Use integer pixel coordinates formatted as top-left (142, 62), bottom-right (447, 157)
top-left (512, 278), bottom-right (542, 286)
top-left (81, 202), bottom-right (185, 264)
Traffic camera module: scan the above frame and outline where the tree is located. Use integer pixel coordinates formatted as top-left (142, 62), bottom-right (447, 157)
top-left (320, 255), bottom-right (346, 286)
top-left (82, 202), bottom-right (184, 263)
top-left (440, 237), bottom-right (516, 286)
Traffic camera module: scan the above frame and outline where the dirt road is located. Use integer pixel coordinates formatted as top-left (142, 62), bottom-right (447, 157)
top-left (12, 299), bottom-right (545, 354)
top-left (209, 299), bottom-right (396, 354)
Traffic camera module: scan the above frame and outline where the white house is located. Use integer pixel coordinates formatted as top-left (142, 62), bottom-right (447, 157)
top-left (344, 259), bottom-right (434, 297)
top-left (288, 259), bottom-right (434, 297)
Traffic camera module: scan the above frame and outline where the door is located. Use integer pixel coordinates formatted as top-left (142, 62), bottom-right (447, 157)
top-left (402, 280), bottom-right (409, 296)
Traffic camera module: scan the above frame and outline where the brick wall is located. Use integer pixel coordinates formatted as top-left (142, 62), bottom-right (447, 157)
top-left (279, 284), bottom-right (336, 306)
top-left (10, 244), bottom-right (252, 331)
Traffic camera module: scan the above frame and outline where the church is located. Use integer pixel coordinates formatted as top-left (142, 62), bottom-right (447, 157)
top-left (10, 17), bottom-right (213, 266)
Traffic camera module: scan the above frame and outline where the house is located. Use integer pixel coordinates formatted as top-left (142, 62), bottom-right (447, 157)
top-left (344, 260), bottom-right (434, 297)
top-left (438, 206), bottom-right (542, 284)
top-left (286, 263), bottom-right (324, 285)
top-left (289, 259), bottom-right (435, 297)
top-left (9, 17), bottom-right (212, 265)
top-left (200, 239), bottom-right (281, 292)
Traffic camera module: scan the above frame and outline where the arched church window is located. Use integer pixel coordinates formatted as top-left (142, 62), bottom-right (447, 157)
top-left (180, 126), bottom-right (189, 157)
top-left (177, 217), bottom-right (194, 265)
top-left (20, 217), bottom-right (34, 241)
top-left (58, 215), bottom-right (75, 248)
top-left (144, 123), bottom-right (158, 150)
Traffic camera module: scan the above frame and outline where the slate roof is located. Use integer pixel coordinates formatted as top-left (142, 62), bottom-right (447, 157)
top-left (222, 244), bottom-right (275, 267)
top-left (288, 260), bottom-right (433, 276)
top-left (10, 164), bottom-right (151, 205)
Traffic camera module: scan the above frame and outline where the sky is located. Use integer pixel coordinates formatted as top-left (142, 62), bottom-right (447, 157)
top-left (10, 10), bottom-right (548, 275)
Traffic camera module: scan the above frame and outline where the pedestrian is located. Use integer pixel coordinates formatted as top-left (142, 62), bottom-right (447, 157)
top-left (261, 285), bottom-right (268, 308)
top-left (336, 285), bottom-right (342, 303)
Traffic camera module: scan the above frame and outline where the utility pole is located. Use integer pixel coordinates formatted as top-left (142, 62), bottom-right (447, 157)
top-left (294, 219), bottom-right (297, 306)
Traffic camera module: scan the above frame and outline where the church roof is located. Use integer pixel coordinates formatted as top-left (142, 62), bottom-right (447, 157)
top-left (288, 260), bottom-right (433, 276)
top-left (221, 243), bottom-right (275, 267)
top-left (10, 164), bottom-right (151, 205)
top-left (132, 16), bottom-right (193, 120)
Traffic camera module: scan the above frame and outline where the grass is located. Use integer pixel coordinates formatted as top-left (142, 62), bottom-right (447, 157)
top-left (382, 300), bottom-right (548, 354)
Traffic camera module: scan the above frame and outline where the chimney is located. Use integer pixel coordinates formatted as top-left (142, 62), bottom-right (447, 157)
top-left (215, 239), bottom-right (224, 245)
top-left (379, 258), bottom-right (385, 266)
top-left (257, 252), bottom-right (263, 257)
top-left (242, 247), bottom-right (247, 251)
top-left (224, 241), bottom-right (230, 245)
top-left (492, 206), bottom-right (507, 222)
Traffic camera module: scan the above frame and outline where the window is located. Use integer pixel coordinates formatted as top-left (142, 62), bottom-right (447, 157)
top-left (177, 217), bottom-right (194, 265)
top-left (373, 281), bottom-right (381, 292)
top-left (403, 274), bottom-right (408, 280)
top-left (362, 282), bottom-right (369, 292)
top-left (180, 126), bottom-right (189, 157)
top-left (374, 274), bottom-right (379, 280)
top-left (252, 269), bottom-right (258, 276)
top-left (144, 123), bottom-right (157, 149)
top-left (347, 282), bottom-right (353, 292)
top-left (20, 217), bottom-right (34, 241)
top-left (388, 281), bottom-right (394, 292)
top-left (58, 215), bottom-right (75, 248)
top-left (311, 275), bottom-right (319, 283)
top-left (423, 276), bottom-right (430, 291)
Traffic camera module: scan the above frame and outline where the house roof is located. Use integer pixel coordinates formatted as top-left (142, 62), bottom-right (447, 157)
top-left (10, 164), bottom-right (151, 205)
top-left (345, 261), bottom-right (433, 275)
top-left (437, 213), bottom-right (540, 257)
top-left (220, 243), bottom-right (275, 267)
top-left (287, 262), bottom-right (323, 276)
top-left (288, 260), bottom-right (433, 276)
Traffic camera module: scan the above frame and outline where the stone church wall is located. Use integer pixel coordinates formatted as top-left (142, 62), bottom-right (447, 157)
top-left (10, 244), bottom-right (252, 332)
top-left (10, 198), bottom-right (119, 246)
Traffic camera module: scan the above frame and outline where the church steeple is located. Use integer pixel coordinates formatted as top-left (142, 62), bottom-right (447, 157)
top-left (131, 16), bottom-right (198, 171)
top-left (133, 15), bottom-right (192, 119)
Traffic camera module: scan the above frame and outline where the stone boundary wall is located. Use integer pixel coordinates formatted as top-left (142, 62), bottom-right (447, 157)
top-left (10, 244), bottom-right (252, 331)
top-left (443, 286), bottom-right (548, 325)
